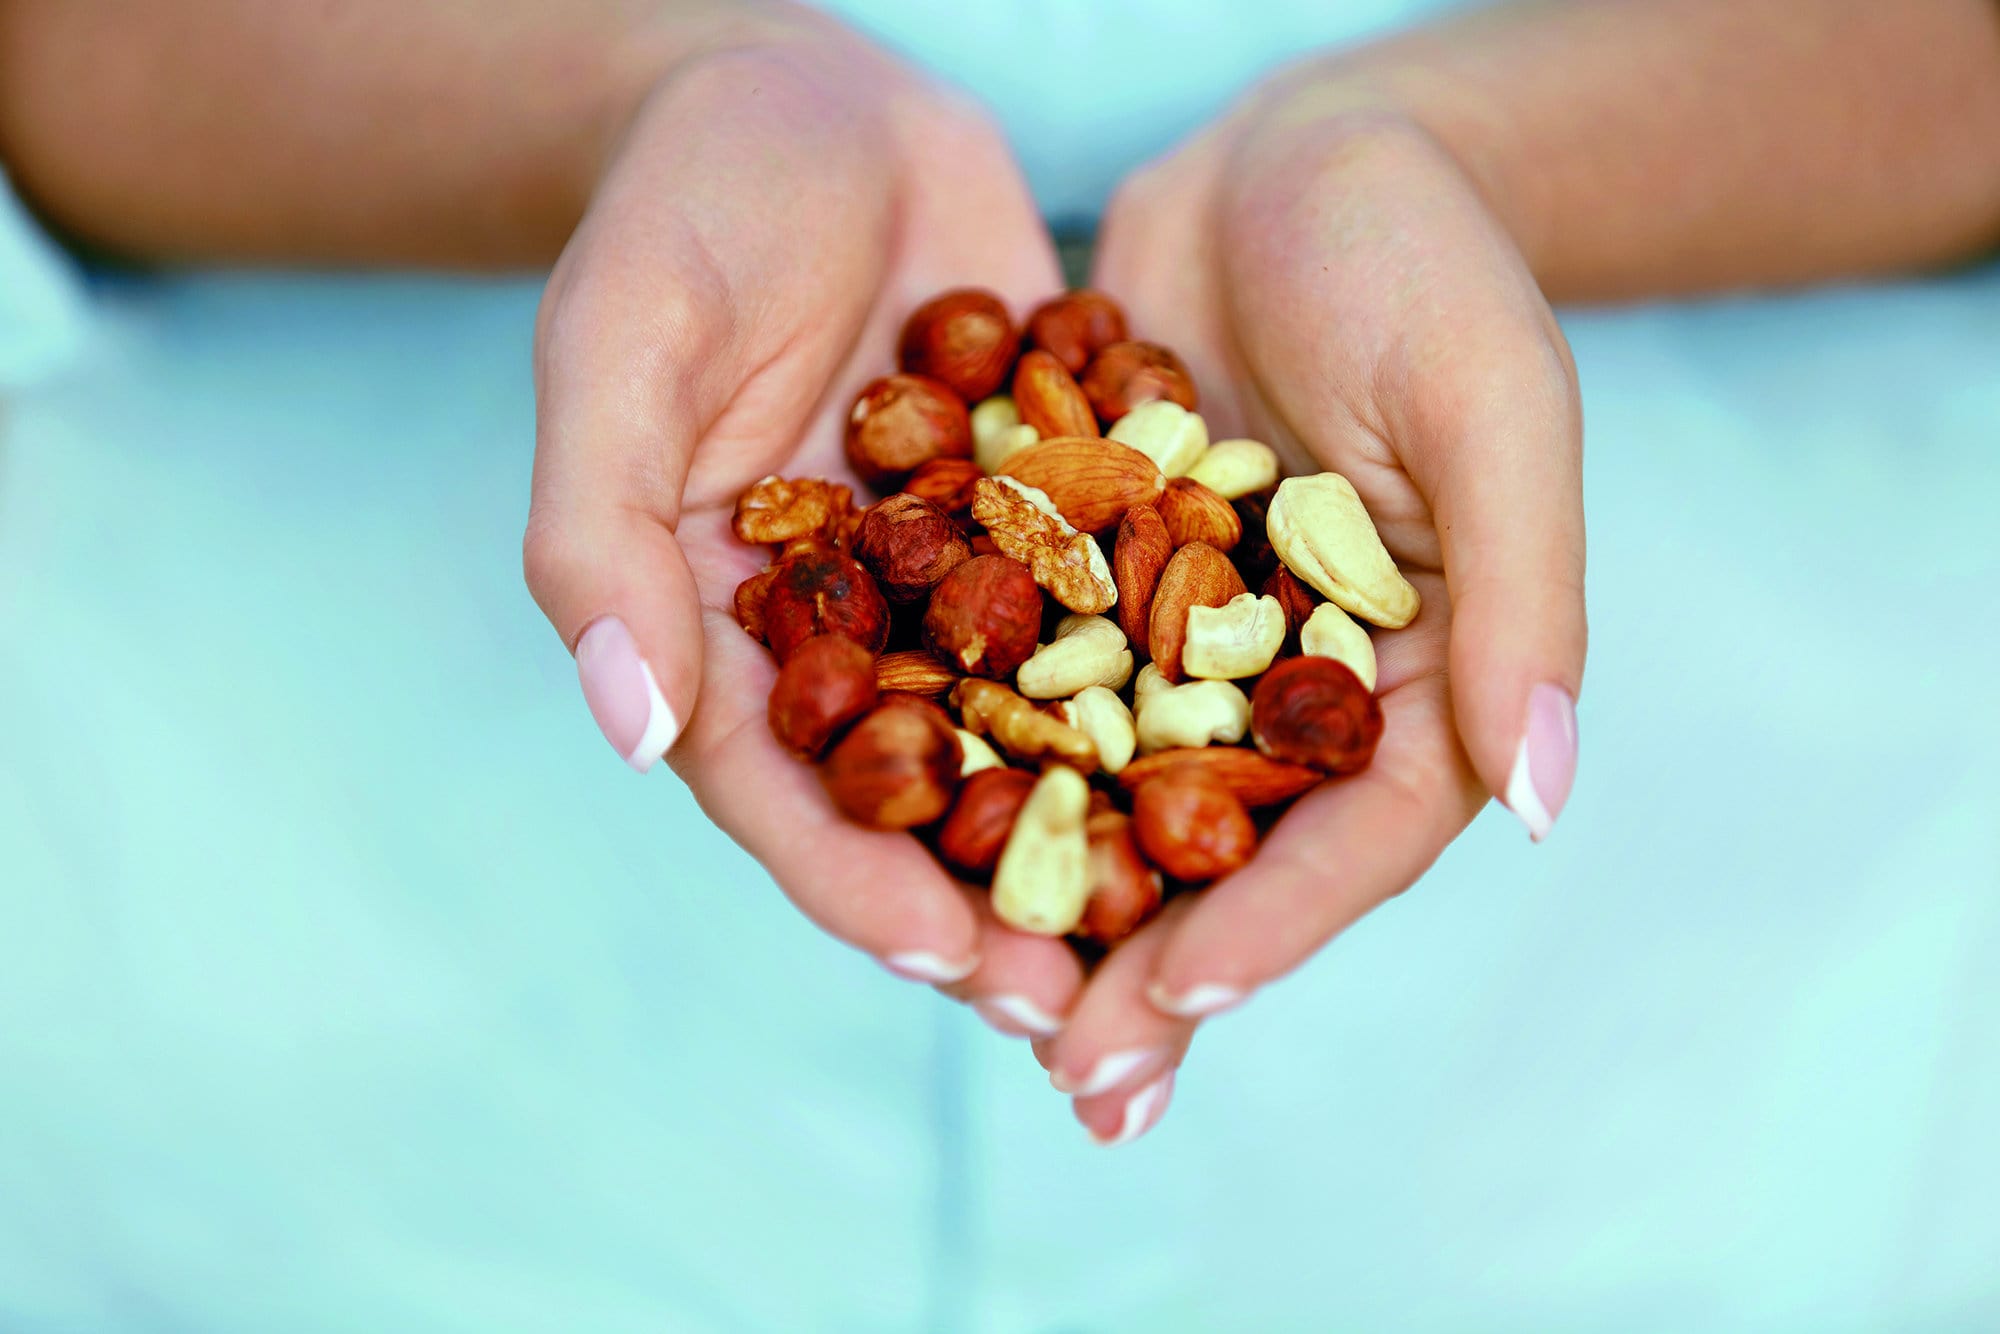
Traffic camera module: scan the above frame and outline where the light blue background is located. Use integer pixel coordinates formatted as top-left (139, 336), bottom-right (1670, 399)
top-left (3, 3), bottom-right (1999, 1330)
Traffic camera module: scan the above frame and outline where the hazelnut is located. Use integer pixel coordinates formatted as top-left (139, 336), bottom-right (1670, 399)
top-left (922, 554), bottom-right (1043, 678)
top-left (1157, 477), bottom-right (1242, 551)
top-left (845, 373), bottom-right (973, 489)
top-left (1077, 811), bottom-right (1163, 946)
top-left (767, 634), bottom-right (879, 759)
top-left (936, 767), bottom-right (1036, 877)
top-left (1025, 290), bottom-right (1129, 375)
top-left (1113, 503), bottom-right (1171, 655)
top-left (1080, 340), bottom-right (1197, 424)
top-left (1131, 770), bottom-right (1256, 883)
top-left (762, 547), bottom-right (892, 663)
top-left (1230, 486), bottom-right (1281, 584)
top-left (898, 288), bottom-right (1017, 402)
top-left (821, 696), bottom-right (962, 829)
top-left (1250, 656), bottom-right (1384, 775)
top-left (852, 494), bottom-right (971, 602)
top-left (903, 456), bottom-right (985, 518)
top-left (1012, 349), bottom-right (1100, 439)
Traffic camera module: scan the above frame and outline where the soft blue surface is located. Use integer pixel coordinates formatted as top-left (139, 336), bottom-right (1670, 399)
top-left (5, 3), bottom-right (2000, 1330)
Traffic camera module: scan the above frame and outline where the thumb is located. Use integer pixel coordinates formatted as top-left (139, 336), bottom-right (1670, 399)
top-left (1406, 331), bottom-right (1587, 840)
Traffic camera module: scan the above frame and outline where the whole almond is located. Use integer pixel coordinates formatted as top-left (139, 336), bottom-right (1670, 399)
top-left (1147, 541), bottom-right (1247, 682)
top-left (1157, 477), bottom-right (1242, 551)
top-left (995, 437), bottom-right (1164, 534)
top-left (875, 648), bottom-right (962, 698)
top-left (1113, 503), bottom-right (1171, 654)
top-left (1116, 747), bottom-right (1325, 807)
top-left (1012, 349), bottom-right (1100, 439)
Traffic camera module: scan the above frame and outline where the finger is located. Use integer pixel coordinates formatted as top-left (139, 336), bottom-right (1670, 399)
top-left (1044, 897), bottom-right (1200, 1099)
top-left (938, 890), bottom-right (1088, 1039)
top-left (526, 50), bottom-right (893, 771)
top-left (1222, 138), bottom-right (1586, 838)
top-left (1147, 610), bottom-right (1487, 1016)
top-left (1072, 1051), bottom-right (1184, 1148)
top-left (672, 592), bottom-right (982, 980)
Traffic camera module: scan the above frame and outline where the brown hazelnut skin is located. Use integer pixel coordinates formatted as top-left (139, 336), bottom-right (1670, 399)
top-left (902, 457), bottom-right (986, 518)
top-left (763, 548), bottom-right (892, 664)
top-left (821, 696), bottom-right (963, 829)
top-left (1080, 341), bottom-right (1198, 424)
top-left (1131, 770), bottom-right (1257, 882)
top-left (1076, 811), bottom-right (1164, 945)
top-left (767, 635), bottom-right (880, 759)
top-left (1025, 290), bottom-right (1129, 375)
top-left (846, 374), bottom-right (974, 489)
top-left (1250, 656), bottom-right (1384, 775)
top-left (898, 288), bottom-right (1017, 402)
top-left (852, 494), bottom-right (972, 603)
top-left (1230, 486), bottom-right (1281, 584)
top-left (922, 554), bottom-right (1044, 679)
top-left (935, 767), bottom-right (1037, 876)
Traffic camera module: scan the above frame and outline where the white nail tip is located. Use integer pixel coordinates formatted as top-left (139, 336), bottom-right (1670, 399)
top-left (885, 951), bottom-right (979, 985)
top-left (1061, 1047), bottom-right (1158, 1098)
top-left (1100, 1073), bottom-right (1174, 1147)
top-left (977, 995), bottom-right (1064, 1037)
top-left (1504, 732), bottom-right (1552, 843)
top-left (1153, 983), bottom-right (1244, 1018)
top-left (624, 659), bottom-right (680, 773)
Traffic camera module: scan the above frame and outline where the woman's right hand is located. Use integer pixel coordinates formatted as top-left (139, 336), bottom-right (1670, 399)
top-left (524, 9), bottom-right (1082, 1027)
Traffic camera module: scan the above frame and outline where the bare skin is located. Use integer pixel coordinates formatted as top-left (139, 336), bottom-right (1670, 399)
top-left (6, 0), bottom-right (1996, 1143)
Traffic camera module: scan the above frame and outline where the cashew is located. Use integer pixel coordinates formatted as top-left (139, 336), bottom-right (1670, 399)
top-left (1184, 439), bottom-right (1279, 500)
top-left (1107, 400), bottom-right (1209, 477)
top-left (1133, 663), bottom-right (1173, 700)
top-left (956, 728), bottom-right (1007, 776)
top-left (1299, 602), bottom-right (1378, 690)
top-left (1134, 678), bottom-right (1251, 754)
top-left (1183, 592), bottom-right (1286, 681)
top-left (991, 765), bottom-right (1091, 935)
top-left (1060, 685), bottom-right (1137, 775)
top-left (971, 396), bottom-right (1038, 474)
top-left (1266, 473), bottom-right (1420, 629)
top-left (1016, 615), bottom-right (1134, 699)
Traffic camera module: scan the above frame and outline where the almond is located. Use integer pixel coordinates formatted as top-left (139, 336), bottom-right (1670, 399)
top-left (1157, 477), bottom-right (1242, 551)
top-left (1113, 503), bottom-right (1171, 655)
top-left (875, 648), bottom-right (962, 698)
top-left (1116, 747), bottom-right (1325, 807)
top-left (995, 437), bottom-right (1164, 534)
top-left (1146, 541), bottom-right (1247, 682)
top-left (1012, 349), bottom-right (1099, 439)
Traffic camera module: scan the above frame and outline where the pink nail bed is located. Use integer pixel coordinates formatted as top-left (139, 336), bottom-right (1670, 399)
top-left (576, 615), bottom-right (678, 773)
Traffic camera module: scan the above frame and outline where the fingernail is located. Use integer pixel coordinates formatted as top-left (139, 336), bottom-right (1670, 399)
top-left (883, 951), bottom-right (979, 985)
top-left (1505, 682), bottom-right (1578, 842)
top-left (974, 995), bottom-right (1065, 1038)
top-left (1093, 1071), bottom-right (1175, 1147)
top-left (1053, 1046), bottom-right (1164, 1098)
top-left (1147, 981), bottom-right (1244, 1019)
top-left (576, 616), bottom-right (678, 773)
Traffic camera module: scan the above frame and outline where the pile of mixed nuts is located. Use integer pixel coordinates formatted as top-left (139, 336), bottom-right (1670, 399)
top-left (733, 289), bottom-right (1418, 948)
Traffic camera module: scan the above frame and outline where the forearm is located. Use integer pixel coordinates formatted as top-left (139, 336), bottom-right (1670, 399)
top-left (1269, 0), bottom-right (2000, 301)
top-left (0, 0), bottom-right (821, 266)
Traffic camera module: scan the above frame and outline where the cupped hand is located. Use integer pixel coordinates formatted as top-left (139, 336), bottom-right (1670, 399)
top-left (1043, 97), bottom-right (1587, 1140)
top-left (524, 15), bottom-right (1084, 1020)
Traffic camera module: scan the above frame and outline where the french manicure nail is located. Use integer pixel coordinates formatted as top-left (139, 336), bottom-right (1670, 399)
top-left (974, 995), bottom-right (1065, 1038)
top-left (1148, 981), bottom-right (1244, 1019)
top-left (1505, 682), bottom-right (1577, 842)
top-left (576, 616), bottom-right (678, 773)
top-left (883, 951), bottom-right (979, 985)
top-left (1095, 1071), bottom-right (1175, 1147)
top-left (1054, 1046), bottom-right (1164, 1098)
